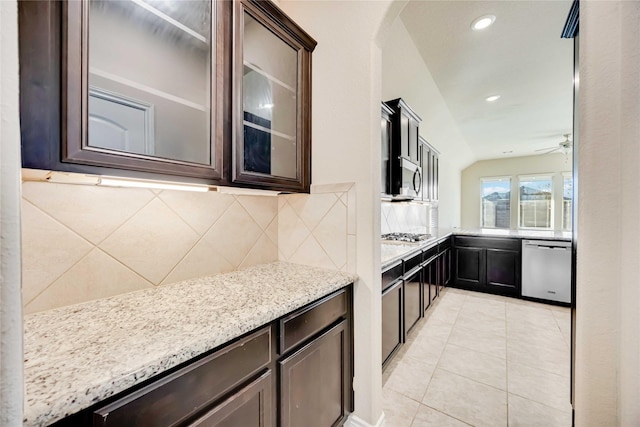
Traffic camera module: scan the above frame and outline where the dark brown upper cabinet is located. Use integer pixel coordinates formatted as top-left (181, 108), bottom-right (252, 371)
top-left (19, 0), bottom-right (316, 192)
top-left (232, 0), bottom-right (316, 192)
top-left (19, 0), bottom-right (232, 181)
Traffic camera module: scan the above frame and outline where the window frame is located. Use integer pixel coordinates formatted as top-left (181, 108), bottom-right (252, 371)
top-left (479, 176), bottom-right (512, 229)
top-left (562, 172), bottom-right (573, 232)
top-left (517, 174), bottom-right (554, 230)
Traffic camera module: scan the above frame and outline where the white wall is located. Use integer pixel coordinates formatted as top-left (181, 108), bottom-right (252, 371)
top-left (0, 0), bottom-right (24, 424)
top-left (575, 1), bottom-right (640, 425)
top-left (381, 19), bottom-right (476, 228)
top-left (461, 153), bottom-right (571, 230)
top-left (272, 1), bottom-right (396, 424)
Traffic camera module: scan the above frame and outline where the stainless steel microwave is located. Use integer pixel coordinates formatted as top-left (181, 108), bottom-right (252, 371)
top-left (392, 158), bottom-right (422, 201)
top-left (382, 99), bottom-right (423, 201)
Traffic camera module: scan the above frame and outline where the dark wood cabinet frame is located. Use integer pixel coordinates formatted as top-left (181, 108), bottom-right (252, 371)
top-left (19, 0), bottom-right (232, 181)
top-left (232, 0), bottom-right (316, 192)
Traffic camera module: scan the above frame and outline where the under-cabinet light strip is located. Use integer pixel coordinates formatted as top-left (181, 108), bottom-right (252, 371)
top-left (90, 68), bottom-right (207, 112)
top-left (129, 0), bottom-right (208, 43)
top-left (99, 176), bottom-right (211, 192)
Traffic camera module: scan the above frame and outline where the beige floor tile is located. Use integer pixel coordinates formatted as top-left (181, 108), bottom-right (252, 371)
top-left (417, 317), bottom-right (454, 342)
top-left (382, 388), bottom-right (420, 427)
top-left (448, 324), bottom-right (507, 358)
top-left (383, 288), bottom-right (571, 427)
top-left (507, 321), bottom-right (568, 352)
top-left (385, 355), bottom-right (437, 402)
top-left (508, 361), bottom-right (571, 411)
top-left (463, 296), bottom-right (506, 320)
top-left (411, 405), bottom-right (472, 427)
top-left (422, 369), bottom-right (507, 427)
top-left (428, 304), bottom-right (462, 325)
top-left (506, 303), bottom-right (560, 331)
top-left (455, 310), bottom-right (507, 336)
top-left (438, 343), bottom-right (507, 390)
top-left (403, 335), bottom-right (447, 365)
top-left (508, 394), bottom-right (572, 427)
top-left (507, 339), bottom-right (570, 377)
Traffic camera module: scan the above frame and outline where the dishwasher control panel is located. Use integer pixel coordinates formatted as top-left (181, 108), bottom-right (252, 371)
top-left (521, 240), bottom-right (571, 304)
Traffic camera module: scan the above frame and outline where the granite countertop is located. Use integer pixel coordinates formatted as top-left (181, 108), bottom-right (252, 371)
top-left (381, 228), bottom-right (572, 269)
top-left (23, 261), bottom-right (357, 427)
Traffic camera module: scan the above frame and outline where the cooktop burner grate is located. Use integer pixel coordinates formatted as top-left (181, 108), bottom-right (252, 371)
top-left (381, 232), bottom-right (432, 243)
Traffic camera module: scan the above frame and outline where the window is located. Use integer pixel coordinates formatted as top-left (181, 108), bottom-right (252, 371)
top-left (519, 175), bottom-right (553, 229)
top-left (563, 173), bottom-right (573, 231)
top-left (481, 178), bottom-right (511, 228)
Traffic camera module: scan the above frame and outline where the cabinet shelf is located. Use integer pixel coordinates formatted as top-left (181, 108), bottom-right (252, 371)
top-left (243, 120), bottom-right (296, 141)
top-left (129, 0), bottom-right (209, 44)
top-left (244, 61), bottom-right (296, 93)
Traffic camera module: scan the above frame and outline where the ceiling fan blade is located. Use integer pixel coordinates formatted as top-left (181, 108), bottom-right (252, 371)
top-left (536, 146), bottom-right (561, 155)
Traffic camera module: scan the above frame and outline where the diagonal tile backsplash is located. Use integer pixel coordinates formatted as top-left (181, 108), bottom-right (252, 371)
top-left (21, 176), bottom-right (355, 314)
top-left (381, 201), bottom-right (431, 234)
top-left (278, 183), bottom-right (355, 272)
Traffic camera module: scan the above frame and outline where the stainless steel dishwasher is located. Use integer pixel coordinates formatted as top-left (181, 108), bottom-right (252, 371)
top-left (522, 240), bottom-right (571, 303)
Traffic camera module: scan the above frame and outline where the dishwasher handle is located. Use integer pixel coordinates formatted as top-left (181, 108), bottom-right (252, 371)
top-left (522, 240), bottom-right (571, 251)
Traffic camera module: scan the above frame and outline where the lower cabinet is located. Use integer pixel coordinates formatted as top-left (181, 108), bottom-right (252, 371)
top-left (58, 286), bottom-right (353, 427)
top-left (403, 267), bottom-right (422, 337)
top-left (422, 252), bottom-right (438, 311)
top-left (190, 371), bottom-right (273, 427)
top-left (381, 238), bottom-right (452, 370)
top-left (452, 236), bottom-right (521, 297)
top-left (280, 320), bottom-right (350, 427)
top-left (381, 280), bottom-right (403, 369)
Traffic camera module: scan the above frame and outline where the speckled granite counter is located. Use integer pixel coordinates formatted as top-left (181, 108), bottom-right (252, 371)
top-left (23, 262), bottom-right (356, 426)
top-left (381, 228), bottom-right (572, 269)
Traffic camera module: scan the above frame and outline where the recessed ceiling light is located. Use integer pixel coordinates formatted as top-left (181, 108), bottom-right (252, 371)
top-left (485, 95), bottom-right (501, 102)
top-left (471, 14), bottom-right (496, 31)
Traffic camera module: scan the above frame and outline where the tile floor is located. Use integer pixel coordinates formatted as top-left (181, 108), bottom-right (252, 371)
top-left (382, 288), bottom-right (572, 427)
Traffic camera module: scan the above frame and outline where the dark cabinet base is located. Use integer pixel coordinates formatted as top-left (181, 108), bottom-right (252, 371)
top-left (280, 320), bottom-right (351, 427)
top-left (54, 286), bottom-right (353, 427)
top-left (452, 236), bottom-right (521, 298)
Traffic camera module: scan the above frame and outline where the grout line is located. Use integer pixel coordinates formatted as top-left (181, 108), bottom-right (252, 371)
top-left (22, 200), bottom-right (95, 307)
top-left (155, 196), bottom-right (238, 284)
top-left (93, 190), bottom-right (158, 246)
top-left (418, 404), bottom-right (474, 426)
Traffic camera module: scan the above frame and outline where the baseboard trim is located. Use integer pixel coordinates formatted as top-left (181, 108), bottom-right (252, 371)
top-left (344, 411), bottom-right (386, 427)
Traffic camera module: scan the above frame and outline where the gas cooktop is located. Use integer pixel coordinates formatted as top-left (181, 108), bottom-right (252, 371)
top-left (381, 232), bottom-right (432, 244)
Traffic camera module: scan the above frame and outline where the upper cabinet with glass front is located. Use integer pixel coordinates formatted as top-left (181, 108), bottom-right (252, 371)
top-left (18, 0), bottom-right (315, 191)
top-left (19, 0), bottom-right (229, 180)
top-left (233, 0), bottom-right (316, 192)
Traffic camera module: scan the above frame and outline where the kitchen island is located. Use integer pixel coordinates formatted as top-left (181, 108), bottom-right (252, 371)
top-left (24, 262), bottom-right (356, 426)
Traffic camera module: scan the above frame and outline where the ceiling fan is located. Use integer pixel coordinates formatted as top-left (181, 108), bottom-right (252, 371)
top-left (535, 133), bottom-right (573, 155)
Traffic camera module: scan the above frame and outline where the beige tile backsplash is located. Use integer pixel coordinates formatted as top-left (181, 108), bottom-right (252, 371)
top-left (22, 178), bottom-right (355, 313)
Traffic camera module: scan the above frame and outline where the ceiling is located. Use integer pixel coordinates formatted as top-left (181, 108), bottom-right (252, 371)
top-left (400, 0), bottom-right (574, 161)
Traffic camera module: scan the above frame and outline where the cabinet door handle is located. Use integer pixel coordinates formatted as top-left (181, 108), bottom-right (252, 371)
top-left (413, 168), bottom-right (422, 194)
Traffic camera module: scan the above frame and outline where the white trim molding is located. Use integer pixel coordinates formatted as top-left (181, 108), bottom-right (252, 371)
top-left (344, 411), bottom-right (386, 427)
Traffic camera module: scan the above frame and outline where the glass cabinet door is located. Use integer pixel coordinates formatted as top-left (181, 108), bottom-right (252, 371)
top-left (19, 0), bottom-right (229, 180)
top-left (233, 0), bottom-right (316, 192)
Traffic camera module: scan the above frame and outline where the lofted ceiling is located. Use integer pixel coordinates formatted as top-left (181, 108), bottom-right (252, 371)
top-left (400, 0), bottom-right (574, 161)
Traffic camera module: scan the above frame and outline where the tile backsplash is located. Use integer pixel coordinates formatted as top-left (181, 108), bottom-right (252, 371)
top-left (21, 177), bottom-right (355, 314)
top-left (381, 201), bottom-right (432, 235)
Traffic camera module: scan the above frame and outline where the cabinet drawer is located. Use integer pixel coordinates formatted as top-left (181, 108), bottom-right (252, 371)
top-left (189, 370), bottom-right (273, 427)
top-left (93, 327), bottom-right (272, 427)
top-left (454, 236), bottom-right (520, 251)
top-left (438, 237), bottom-right (451, 252)
top-left (404, 251), bottom-right (422, 274)
top-left (382, 261), bottom-right (403, 290)
top-left (423, 245), bottom-right (438, 263)
top-left (280, 288), bottom-right (349, 354)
